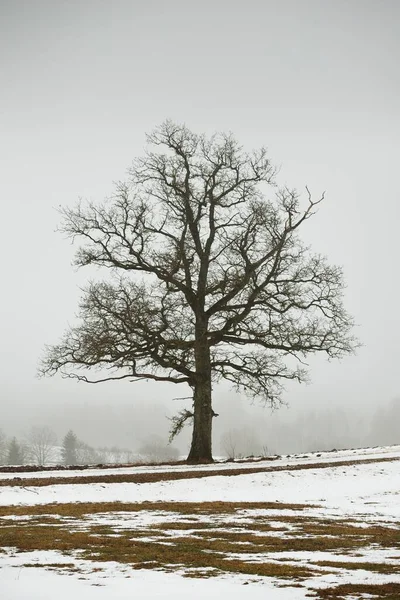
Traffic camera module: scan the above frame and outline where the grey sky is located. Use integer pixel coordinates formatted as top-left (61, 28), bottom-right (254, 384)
top-left (1, 0), bottom-right (399, 448)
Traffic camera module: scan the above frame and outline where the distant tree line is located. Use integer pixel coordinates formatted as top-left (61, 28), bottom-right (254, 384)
top-left (1, 398), bottom-right (398, 466)
top-left (219, 398), bottom-right (400, 458)
top-left (0, 427), bottom-right (57, 466)
top-left (0, 426), bottom-right (180, 466)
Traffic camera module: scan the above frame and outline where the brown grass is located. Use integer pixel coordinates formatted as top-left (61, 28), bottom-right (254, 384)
top-left (0, 500), bottom-right (313, 518)
top-left (22, 563), bottom-right (80, 572)
top-left (0, 522), bottom-right (314, 579)
top-left (312, 582), bottom-right (400, 599)
top-left (1, 500), bottom-right (399, 589)
top-left (314, 560), bottom-right (400, 574)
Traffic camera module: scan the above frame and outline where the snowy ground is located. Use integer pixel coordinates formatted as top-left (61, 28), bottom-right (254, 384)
top-left (1, 445), bottom-right (399, 599)
top-left (1, 444), bottom-right (399, 481)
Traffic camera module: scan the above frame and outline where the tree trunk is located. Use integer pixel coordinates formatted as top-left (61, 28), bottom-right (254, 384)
top-left (187, 377), bottom-right (213, 463)
top-left (187, 317), bottom-right (213, 463)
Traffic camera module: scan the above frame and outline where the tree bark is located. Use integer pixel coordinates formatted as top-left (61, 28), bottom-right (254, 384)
top-left (187, 318), bottom-right (213, 463)
top-left (187, 376), bottom-right (213, 463)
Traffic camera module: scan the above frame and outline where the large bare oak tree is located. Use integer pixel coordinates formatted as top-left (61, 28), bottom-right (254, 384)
top-left (41, 121), bottom-right (357, 463)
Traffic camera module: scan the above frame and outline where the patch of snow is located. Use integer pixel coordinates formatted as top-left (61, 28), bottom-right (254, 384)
top-left (0, 550), bottom-right (308, 599)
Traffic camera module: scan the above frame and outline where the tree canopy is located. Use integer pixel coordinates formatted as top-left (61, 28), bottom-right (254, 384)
top-left (41, 121), bottom-right (357, 462)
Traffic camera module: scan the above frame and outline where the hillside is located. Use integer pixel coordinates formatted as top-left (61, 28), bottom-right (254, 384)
top-left (1, 445), bottom-right (400, 599)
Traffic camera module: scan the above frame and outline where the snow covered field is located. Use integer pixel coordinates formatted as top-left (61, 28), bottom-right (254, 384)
top-left (1, 444), bottom-right (399, 481)
top-left (1, 446), bottom-right (399, 599)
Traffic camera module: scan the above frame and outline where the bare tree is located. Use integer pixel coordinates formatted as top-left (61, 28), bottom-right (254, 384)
top-left (137, 435), bottom-right (180, 463)
top-left (26, 426), bottom-right (57, 466)
top-left (41, 121), bottom-right (358, 463)
top-left (76, 441), bottom-right (103, 465)
top-left (0, 430), bottom-right (7, 465)
top-left (221, 427), bottom-right (262, 460)
top-left (221, 429), bottom-right (238, 460)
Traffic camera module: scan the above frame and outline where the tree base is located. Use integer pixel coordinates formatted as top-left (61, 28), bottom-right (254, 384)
top-left (186, 455), bottom-right (214, 464)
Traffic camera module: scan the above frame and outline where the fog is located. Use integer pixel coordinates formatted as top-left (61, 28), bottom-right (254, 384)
top-left (1, 0), bottom-right (399, 458)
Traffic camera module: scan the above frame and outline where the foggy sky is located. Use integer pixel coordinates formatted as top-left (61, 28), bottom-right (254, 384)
top-left (1, 0), bottom-right (399, 451)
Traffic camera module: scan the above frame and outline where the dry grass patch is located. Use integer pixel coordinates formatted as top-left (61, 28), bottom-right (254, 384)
top-left (0, 500), bottom-right (312, 518)
top-left (1, 500), bottom-right (399, 587)
top-left (3, 523), bottom-right (313, 579)
top-left (194, 519), bottom-right (400, 554)
top-left (311, 582), bottom-right (400, 599)
top-left (314, 560), bottom-right (400, 574)
top-left (0, 501), bottom-right (319, 580)
top-left (22, 562), bottom-right (80, 573)
top-left (264, 515), bottom-right (400, 552)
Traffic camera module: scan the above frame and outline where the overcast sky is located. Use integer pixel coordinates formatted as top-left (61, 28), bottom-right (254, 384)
top-left (1, 0), bottom-right (399, 448)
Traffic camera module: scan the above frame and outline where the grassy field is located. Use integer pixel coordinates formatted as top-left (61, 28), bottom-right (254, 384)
top-left (1, 449), bottom-right (400, 599)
